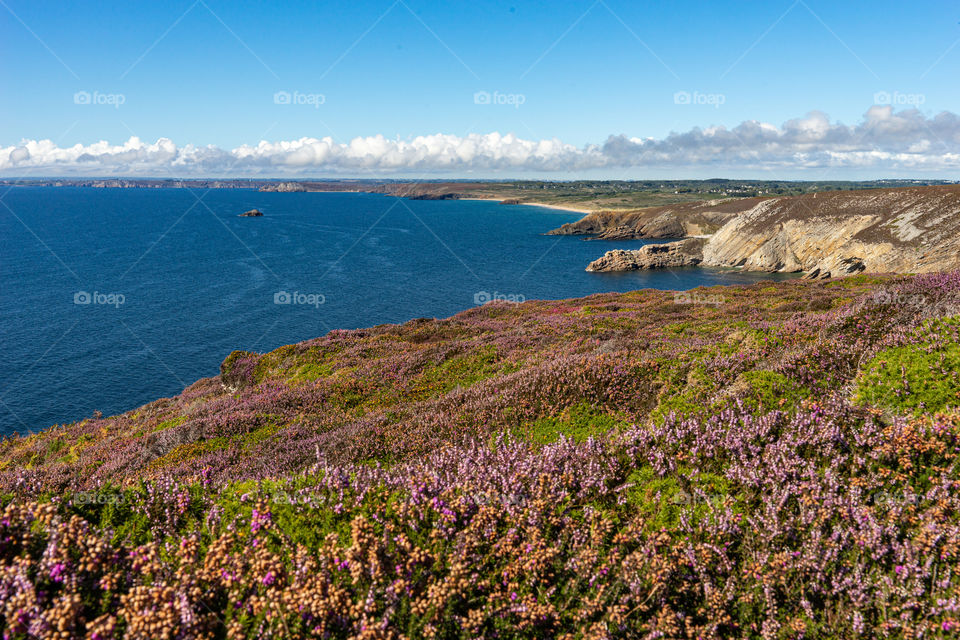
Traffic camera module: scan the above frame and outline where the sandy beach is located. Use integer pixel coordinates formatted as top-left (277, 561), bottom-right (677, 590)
top-left (522, 201), bottom-right (594, 214)
top-left (459, 197), bottom-right (593, 214)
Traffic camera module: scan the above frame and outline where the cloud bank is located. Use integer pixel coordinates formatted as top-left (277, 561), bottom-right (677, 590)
top-left (3, 107), bottom-right (959, 177)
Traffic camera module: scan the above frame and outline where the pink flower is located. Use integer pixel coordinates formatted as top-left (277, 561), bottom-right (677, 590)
top-left (49, 562), bottom-right (66, 583)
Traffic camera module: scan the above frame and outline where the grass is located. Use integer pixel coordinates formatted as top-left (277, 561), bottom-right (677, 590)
top-left (856, 318), bottom-right (960, 415)
top-left (519, 403), bottom-right (623, 445)
top-left (288, 362), bottom-right (334, 384)
top-left (623, 467), bottom-right (739, 532)
top-left (739, 370), bottom-right (810, 412)
top-left (408, 346), bottom-right (521, 400)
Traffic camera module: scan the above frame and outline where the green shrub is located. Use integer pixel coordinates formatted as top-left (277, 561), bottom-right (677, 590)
top-left (520, 403), bottom-right (622, 445)
top-left (740, 370), bottom-right (810, 412)
top-left (410, 346), bottom-right (520, 400)
top-left (855, 318), bottom-right (960, 415)
top-left (288, 362), bottom-right (334, 383)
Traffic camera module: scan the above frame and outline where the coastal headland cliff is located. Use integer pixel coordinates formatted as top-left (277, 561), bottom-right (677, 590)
top-left (555, 185), bottom-right (960, 277)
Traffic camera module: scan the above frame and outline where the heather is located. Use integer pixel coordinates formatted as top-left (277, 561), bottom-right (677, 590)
top-left (2, 273), bottom-right (960, 638)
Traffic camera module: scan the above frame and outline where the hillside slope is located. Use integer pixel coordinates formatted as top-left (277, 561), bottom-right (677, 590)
top-left (3, 273), bottom-right (960, 638)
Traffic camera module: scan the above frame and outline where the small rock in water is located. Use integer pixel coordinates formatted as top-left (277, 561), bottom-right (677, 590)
top-left (239, 209), bottom-right (263, 217)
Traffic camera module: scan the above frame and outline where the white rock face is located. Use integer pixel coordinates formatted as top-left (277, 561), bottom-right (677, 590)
top-left (702, 208), bottom-right (879, 274)
top-left (583, 186), bottom-right (960, 276)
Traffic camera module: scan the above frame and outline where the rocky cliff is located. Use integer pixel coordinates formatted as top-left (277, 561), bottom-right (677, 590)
top-left (258, 181), bottom-right (306, 192)
top-left (583, 185), bottom-right (960, 276)
top-left (586, 238), bottom-right (706, 271)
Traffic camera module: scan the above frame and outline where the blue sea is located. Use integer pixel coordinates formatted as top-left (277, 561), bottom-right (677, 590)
top-left (0, 187), bottom-right (796, 435)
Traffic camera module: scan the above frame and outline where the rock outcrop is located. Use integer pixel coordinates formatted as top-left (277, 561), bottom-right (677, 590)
top-left (586, 238), bottom-right (706, 272)
top-left (581, 185), bottom-right (960, 276)
top-left (238, 209), bottom-right (264, 217)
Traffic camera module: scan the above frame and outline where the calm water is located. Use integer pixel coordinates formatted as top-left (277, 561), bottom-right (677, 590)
top-left (1, 187), bottom-right (796, 434)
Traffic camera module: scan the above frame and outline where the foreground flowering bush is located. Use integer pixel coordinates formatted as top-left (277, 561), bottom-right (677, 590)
top-left (2, 273), bottom-right (960, 638)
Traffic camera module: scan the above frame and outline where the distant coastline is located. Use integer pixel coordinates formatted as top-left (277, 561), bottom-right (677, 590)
top-left (8, 178), bottom-right (960, 280)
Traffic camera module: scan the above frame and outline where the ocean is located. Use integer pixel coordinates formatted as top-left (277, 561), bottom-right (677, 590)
top-left (0, 187), bottom-right (796, 434)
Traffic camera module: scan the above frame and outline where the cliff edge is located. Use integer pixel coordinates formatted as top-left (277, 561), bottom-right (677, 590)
top-left (581, 185), bottom-right (960, 276)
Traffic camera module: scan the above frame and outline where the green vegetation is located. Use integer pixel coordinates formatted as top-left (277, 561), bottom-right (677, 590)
top-left (5, 273), bottom-right (960, 638)
top-left (409, 346), bottom-right (521, 400)
top-left (519, 403), bottom-right (622, 445)
top-left (739, 370), bottom-right (810, 412)
top-left (856, 318), bottom-right (960, 415)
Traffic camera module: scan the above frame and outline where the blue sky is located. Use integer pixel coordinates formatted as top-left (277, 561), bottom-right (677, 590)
top-left (1, 0), bottom-right (958, 177)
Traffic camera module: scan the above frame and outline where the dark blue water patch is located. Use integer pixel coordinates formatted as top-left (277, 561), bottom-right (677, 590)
top-left (0, 187), bottom-right (797, 434)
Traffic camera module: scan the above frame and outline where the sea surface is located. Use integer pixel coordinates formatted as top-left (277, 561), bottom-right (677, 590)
top-left (1, 187), bottom-right (797, 434)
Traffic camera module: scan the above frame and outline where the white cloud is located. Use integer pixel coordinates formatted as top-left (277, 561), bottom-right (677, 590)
top-left (3, 107), bottom-right (960, 176)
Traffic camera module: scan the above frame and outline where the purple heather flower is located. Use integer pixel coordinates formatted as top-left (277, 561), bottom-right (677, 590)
top-left (49, 562), bottom-right (66, 583)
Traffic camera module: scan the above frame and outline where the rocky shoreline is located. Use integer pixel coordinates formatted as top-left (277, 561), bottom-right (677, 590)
top-left (585, 238), bottom-right (706, 271)
top-left (562, 185), bottom-right (960, 277)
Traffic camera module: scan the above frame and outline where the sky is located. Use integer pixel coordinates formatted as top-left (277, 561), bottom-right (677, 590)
top-left (1, 0), bottom-right (958, 178)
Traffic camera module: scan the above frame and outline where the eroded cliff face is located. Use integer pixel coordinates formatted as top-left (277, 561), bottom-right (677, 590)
top-left (584, 185), bottom-right (960, 276)
top-left (700, 199), bottom-right (877, 275)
